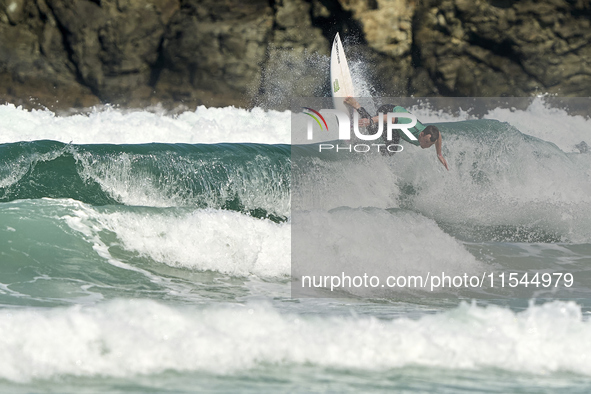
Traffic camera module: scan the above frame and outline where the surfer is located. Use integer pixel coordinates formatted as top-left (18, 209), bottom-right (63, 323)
top-left (344, 97), bottom-right (449, 170)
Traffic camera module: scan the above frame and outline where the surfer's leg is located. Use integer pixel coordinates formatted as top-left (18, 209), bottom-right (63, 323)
top-left (357, 106), bottom-right (372, 119)
top-left (377, 105), bottom-right (399, 156)
top-left (356, 106), bottom-right (381, 143)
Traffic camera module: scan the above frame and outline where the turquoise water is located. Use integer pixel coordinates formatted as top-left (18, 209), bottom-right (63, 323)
top-left (1, 103), bottom-right (591, 392)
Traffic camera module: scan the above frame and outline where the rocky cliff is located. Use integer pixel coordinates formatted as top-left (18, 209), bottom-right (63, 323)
top-left (1, 0), bottom-right (590, 110)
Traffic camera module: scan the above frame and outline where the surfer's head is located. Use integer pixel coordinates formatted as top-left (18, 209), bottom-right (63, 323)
top-left (418, 125), bottom-right (440, 149)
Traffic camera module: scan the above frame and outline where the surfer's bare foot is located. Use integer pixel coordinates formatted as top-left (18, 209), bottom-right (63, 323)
top-left (344, 96), bottom-right (360, 109)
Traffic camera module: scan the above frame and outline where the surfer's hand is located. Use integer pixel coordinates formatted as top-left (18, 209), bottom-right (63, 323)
top-left (358, 118), bottom-right (371, 127)
top-left (344, 96), bottom-right (360, 109)
top-left (438, 154), bottom-right (449, 171)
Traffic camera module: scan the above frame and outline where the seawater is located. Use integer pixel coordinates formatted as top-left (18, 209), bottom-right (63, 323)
top-left (1, 99), bottom-right (591, 393)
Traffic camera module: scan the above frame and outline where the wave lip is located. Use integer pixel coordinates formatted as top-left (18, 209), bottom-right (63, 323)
top-left (0, 141), bottom-right (291, 218)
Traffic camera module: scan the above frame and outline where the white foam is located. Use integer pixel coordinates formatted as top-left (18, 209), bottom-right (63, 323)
top-left (0, 104), bottom-right (291, 145)
top-left (403, 97), bottom-right (591, 154)
top-left (61, 202), bottom-right (291, 278)
top-left (1, 98), bottom-right (588, 149)
top-left (409, 102), bottom-right (475, 124)
top-left (392, 123), bottom-right (591, 242)
top-left (484, 97), bottom-right (591, 153)
top-left (1, 299), bottom-right (590, 382)
top-left (293, 157), bottom-right (399, 211)
top-left (293, 208), bottom-right (483, 294)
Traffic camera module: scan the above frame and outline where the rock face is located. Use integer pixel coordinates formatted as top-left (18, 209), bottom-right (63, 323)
top-left (0, 0), bottom-right (590, 110)
top-left (0, 0), bottom-right (180, 108)
top-left (154, 0), bottom-right (274, 107)
top-left (412, 0), bottom-right (591, 97)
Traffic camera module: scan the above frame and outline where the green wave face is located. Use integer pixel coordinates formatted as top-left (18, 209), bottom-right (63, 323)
top-left (0, 198), bottom-right (291, 307)
top-left (2, 118), bottom-right (591, 243)
top-left (0, 141), bottom-right (291, 221)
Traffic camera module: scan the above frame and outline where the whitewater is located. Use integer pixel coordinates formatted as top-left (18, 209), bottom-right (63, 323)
top-left (1, 97), bottom-right (591, 393)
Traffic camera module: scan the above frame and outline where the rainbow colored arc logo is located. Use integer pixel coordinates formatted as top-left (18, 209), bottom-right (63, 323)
top-left (302, 107), bottom-right (329, 131)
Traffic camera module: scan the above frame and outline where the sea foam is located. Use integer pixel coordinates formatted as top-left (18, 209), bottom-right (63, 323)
top-left (0, 104), bottom-right (291, 145)
top-left (60, 201), bottom-right (291, 278)
top-left (0, 299), bottom-right (589, 382)
top-left (2, 97), bottom-right (589, 151)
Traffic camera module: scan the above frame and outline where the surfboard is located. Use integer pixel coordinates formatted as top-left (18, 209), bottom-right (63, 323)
top-left (330, 33), bottom-right (355, 113)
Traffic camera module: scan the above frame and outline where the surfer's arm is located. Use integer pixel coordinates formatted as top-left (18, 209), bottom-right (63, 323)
top-left (435, 134), bottom-right (449, 170)
top-left (358, 114), bottom-right (383, 127)
top-left (344, 98), bottom-right (398, 127)
top-left (344, 97), bottom-right (373, 118)
top-left (344, 98), bottom-right (377, 126)
top-left (357, 113), bottom-right (392, 127)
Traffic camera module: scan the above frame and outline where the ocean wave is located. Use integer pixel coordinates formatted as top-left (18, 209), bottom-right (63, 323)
top-left (389, 119), bottom-right (591, 243)
top-left (0, 141), bottom-right (290, 218)
top-left (0, 104), bottom-right (291, 145)
top-left (0, 299), bottom-right (589, 382)
top-left (292, 207), bottom-right (483, 297)
top-left (2, 99), bottom-right (591, 242)
top-left (0, 199), bottom-right (290, 282)
top-left (62, 202), bottom-right (291, 278)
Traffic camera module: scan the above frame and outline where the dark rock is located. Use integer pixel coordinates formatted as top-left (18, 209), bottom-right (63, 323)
top-left (412, 0), bottom-right (591, 97)
top-left (1, 0), bottom-right (591, 110)
top-left (0, 0), bottom-right (99, 109)
top-left (153, 0), bottom-right (274, 107)
top-left (254, 0), bottom-right (329, 109)
top-left (46, 0), bottom-right (179, 105)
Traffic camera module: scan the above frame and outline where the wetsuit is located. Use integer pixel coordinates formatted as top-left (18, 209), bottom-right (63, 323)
top-left (357, 105), bottom-right (426, 153)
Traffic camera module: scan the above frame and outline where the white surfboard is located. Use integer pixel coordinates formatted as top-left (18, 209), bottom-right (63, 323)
top-left (330, 33), bottom-right (355, 113)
